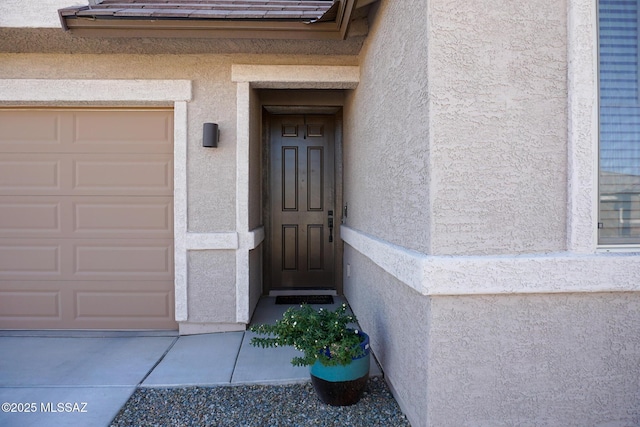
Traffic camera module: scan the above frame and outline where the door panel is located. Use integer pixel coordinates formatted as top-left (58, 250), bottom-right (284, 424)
top-left (0, 109), bottom-right (176, 330)
top-left (270, 115), bottom-right (335, 289)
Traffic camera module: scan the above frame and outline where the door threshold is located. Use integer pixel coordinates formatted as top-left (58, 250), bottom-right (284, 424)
top-left (269, 289), bottom-right (337, 297)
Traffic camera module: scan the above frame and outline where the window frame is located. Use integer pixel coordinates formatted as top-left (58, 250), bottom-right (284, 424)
top-left (596, 0), bottom-right (640, 248)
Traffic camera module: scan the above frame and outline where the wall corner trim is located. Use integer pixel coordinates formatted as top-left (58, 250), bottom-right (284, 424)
top-left (566, 0), bottom-right (599, 253)
top-left (341, 225), bottom-right (640, 296)
top-left (231, 65), bottom-right (360, 89)
top-left (0, 79), bottom-right (192, 102)
top-left (185, 233), bottom-right (239, 250)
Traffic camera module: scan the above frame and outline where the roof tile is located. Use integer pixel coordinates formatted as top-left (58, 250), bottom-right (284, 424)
top-left (66, 0), bottom-right (335, 21)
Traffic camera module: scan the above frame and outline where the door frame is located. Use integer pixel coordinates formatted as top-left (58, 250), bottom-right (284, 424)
top-left (262, 105), bottom-right (344, 295)
top-left (232, 65), bottom-right (359, 323)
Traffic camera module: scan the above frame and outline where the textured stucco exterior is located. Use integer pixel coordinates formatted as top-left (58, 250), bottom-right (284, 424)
top-left (344, 0), bottom-right (568, 256)
top-left (344, 0), bottom-right (431, 255)
top-left (0, 0), bottom-right (80, 28)
top-left (428, 293), bottom-right (640, 426)
top-left (342, 0), bottom-right (640, 426)
top-left (187, 250), bottom-right (236, 324)
top-left (3, 0), bottom-right (640, 425)
top-left (429, 0), bottom-right (568, 256)
top-left (344, 249), bottom-right (430, 427)
top-left (342, 3), bottom-right (431, 425)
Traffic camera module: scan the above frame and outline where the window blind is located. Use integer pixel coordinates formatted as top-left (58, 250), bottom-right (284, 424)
top-left (599, 0), bottom-right (640, 244)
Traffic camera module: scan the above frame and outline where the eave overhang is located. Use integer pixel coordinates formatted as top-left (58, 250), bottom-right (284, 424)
top-left (58, 0), bottom-right (358, 40)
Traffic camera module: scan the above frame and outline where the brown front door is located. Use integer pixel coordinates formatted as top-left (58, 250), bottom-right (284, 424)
top-left (269, 114), bottom-right (335, 290)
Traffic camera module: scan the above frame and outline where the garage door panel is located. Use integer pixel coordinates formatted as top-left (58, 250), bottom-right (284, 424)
top-left (0, 241), bottom-right (61, 276)
top-left (0, 200), bottom-right (62, 234)
top-left (0, 111), bottom-right (64, 147)
top-left (0, 196), bottom-right (172, 238)
top-left (0, 154), bottom-right (172, 196)
top-left (0, 108), bottom-right (176, 330)
top-left (0, 110), bottom-right (172, 154)
top-left (74, 240), bottom-right (173, 279)
top-left (0, 280), bottom-right (175, 329)
top-left (0, 157), bottom-right (61, 194)
top-left (0, 290), bottom-right (61, 318)
top-left (0, 239), bottom-right (172, 283)
top-left (74, 197), bottom-right (172, 237)
top-left (73, 111), bottom-right (173, 152)
top-left (76, 290), bottom-right (173, 318)
top-left (73, 156), bottom-right (172, 194)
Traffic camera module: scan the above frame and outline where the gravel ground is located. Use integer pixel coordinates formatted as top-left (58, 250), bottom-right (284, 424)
top-left (110, 377), bottom-right (410, 426)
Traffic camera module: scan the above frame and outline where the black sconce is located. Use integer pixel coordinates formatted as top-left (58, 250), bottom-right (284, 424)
top-left (203, 123), bottom-right (219, 147)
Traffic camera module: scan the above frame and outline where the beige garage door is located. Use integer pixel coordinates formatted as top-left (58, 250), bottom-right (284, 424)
top-left (0, 109), bottom-right (177, 330)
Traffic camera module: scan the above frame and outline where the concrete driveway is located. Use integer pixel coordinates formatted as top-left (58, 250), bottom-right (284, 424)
top-left (0, 297), bottom-right (381, 427)
top-left (0, 332), bottom-right (177, 427)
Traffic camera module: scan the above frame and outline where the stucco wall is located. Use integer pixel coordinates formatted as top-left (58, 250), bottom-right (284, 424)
top-left (428, 293), bottom-right (640, 426)
top-left (429, 0), bottom-right (568, 256)
top-left (0, 0), bottom-right (83, 28)
top-left (344, 247), bottom-right (430, 427)
top-left (345, 0), bottom-right (565, 259)
top-left (187, 250), bottom-right (236, 323)
top-left (344, 0), bottom-right (431, 254)
top-left (342, 3), bottom-right (430, 425)
top-left (344, 0), bottom-right (640, 426)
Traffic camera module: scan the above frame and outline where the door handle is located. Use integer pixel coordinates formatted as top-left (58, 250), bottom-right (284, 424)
top-left (328, 210), bottom-right (334, 243)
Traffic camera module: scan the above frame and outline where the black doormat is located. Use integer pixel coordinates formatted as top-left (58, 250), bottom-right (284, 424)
top-left (275, 295), bottom-right (334, 305)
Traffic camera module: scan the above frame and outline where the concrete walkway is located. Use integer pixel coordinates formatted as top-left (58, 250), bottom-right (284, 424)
top-left (0, 297), bottom-right (381, 427)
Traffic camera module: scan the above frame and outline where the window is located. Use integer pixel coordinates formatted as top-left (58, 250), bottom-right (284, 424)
top-left (598, 0), bottom-right (640, 245)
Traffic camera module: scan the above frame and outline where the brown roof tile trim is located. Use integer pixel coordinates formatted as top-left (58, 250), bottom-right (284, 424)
top-left (60, 0), bottom-right (336, 22)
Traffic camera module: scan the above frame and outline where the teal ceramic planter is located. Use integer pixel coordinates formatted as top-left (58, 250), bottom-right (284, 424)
top-left (309, 331), bottom-right (370, 406)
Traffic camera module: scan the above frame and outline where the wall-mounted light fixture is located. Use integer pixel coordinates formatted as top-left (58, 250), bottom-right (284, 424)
top-left (203, 123), bottom-right (219, 147)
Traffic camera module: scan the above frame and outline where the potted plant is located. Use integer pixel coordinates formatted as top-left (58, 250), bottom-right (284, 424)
top-left (250, 303), bottom-right (371, 406)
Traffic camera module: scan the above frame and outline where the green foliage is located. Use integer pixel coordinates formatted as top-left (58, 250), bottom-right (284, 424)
top-left (250, 303), bottom-right (364, 367)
